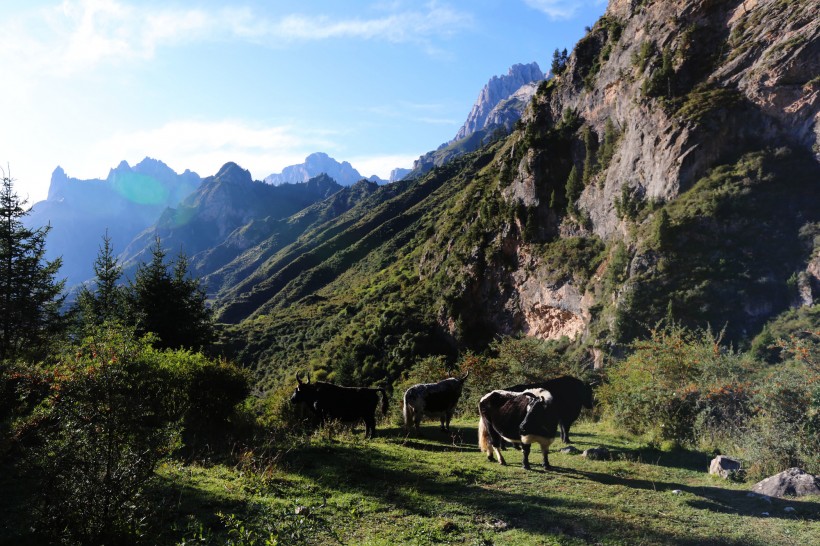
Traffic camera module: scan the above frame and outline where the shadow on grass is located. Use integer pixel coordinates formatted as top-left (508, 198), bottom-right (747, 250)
top-left (285, 440), bottom-right (773, 545)
top-left (574, 469), bottom-right (820, 521)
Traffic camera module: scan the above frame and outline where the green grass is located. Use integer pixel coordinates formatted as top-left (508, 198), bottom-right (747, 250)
top-left (152, 421), bottom-right (820, 545)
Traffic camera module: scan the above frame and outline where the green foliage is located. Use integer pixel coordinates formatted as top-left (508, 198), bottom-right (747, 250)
top-left (600, 323), bottom-right (746, 442)
top-left (618, 149), bottom-right (819, 344)
top-left (613, 184), bottom-right (645, 221)
top-left (0, 170), bottom-right (65, 361)
top-left (597, 118), bottom-right (621, 173)
top-left (564, 165), bottom-right (582, 214)
top-left (74, 230), bottom-right (128, 330)
top-left (129, 238), bottom-right (215, 351)
top-left (550, 48), bottom-right (568, 75)
top-left (581, 126), bottom-right (597, 186)
top-left (675, 84), bottom-right (741, 124)
top-left (20, 326), bottom-right (182, 544)
top-left (642, 46), bottom-right (675, 98)
top-left (535, 236), bottom-right (605, 288)
top-left (632, 41), bottom-right (655, 72)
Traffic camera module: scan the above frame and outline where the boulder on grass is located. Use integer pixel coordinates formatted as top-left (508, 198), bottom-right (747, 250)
top-left (709, 455), bottom-right (742, 479)
top-left (752, 468), bottom-right (820, 499)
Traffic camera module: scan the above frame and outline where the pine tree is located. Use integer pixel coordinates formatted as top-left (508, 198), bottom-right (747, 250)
top-left (128, 237), bottom-right (214, 350)
top-left (75, 231), bottom-right (127, 329)
top-left (0, 169), bottom-right (65, 361)
top-left (564, 165), bottom-right (582, 214)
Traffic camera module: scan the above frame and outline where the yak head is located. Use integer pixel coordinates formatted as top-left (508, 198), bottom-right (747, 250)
top-left (519, 389), bottom-right (556, 438)
top-left (291, 372), bottom-right (318, 405)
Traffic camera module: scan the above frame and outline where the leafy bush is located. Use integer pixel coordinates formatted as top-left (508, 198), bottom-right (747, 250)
top-left (20, 326), bottom-right (183, 544)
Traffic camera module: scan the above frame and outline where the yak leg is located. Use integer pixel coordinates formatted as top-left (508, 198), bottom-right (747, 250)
top-left (444, 409), bottom-right (454, 432)
top-left (440, 415), bottom-right (446, 431)
top-left (363, 415), bottom-right (377, 439)
top-left (540, 440), bottom-right (553, 470)
top-left (521, 443), bottom-right (532, 470)
top-left (488, 429), bottom-right (506, 465)
top-left (560, 420), bottom-right (570, 443)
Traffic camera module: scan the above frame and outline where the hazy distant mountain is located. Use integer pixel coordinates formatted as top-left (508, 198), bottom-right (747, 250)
top-left (389, 168), bottom-right (412, 182)
top-left (25, 158), bottom-right (201, 288)
top-left (119, 163), bottom-right (344, 284)
top-left (407, 62), bottom-right (546, 178)
top-left (264, 152), bottom-right (386, 186)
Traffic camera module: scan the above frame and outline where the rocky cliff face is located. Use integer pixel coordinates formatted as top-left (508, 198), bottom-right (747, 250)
top-left (264, 152), bottom-right (385, 186)
top-left (455, 62), bottom-right (545, 141)
top-left (454, 0), bottom-right (819, 348)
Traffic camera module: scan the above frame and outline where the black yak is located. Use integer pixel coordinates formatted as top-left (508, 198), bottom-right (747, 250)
top-left (290, 374), bottom-right (388, 438)
top-left (478, 389), bottom-right (559, 470)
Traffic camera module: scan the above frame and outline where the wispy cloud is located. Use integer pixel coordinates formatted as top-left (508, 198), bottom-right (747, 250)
top-left (0, 0), bottom-right (473, 76)
top-left (522, 0), bottom-right (604, 20)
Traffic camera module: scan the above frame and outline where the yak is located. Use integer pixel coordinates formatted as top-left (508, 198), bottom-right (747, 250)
top-left (478, 388), bottom-right (559, 470)
top-left (505, 376), bottom-right (593, 443)
top-left (290, 374), bottom-right (388, 438)
top-left (402, 372), bottom-right (469, 433)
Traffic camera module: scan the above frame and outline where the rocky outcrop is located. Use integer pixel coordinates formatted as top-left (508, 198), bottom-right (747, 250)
top-left (455, 63), bottom-right (545, 141)
top-left (264, 152), bottom-right (385, 186)
top-left (709, 455), bottom-right (743, 479)
top-left (389, 168), bottom-right (411, 183)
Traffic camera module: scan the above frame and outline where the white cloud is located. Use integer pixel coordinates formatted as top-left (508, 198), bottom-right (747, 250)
top-left (83, 119), bottom-right (338, 182)
top-left (522, 0), bottom-right (604, 20)
top-left (0, 0), bottom-right (473, 77)
top-left (347, 154), bottom-right (420, 179)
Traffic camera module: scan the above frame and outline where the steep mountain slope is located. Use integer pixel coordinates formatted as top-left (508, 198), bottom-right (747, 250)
top-left (218, 0), bottom-right (818, 387)
top-left (25, 158), bottom-right (201, 287)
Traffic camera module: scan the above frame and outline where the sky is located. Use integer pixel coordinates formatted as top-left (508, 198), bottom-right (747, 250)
top-left (1, 0), bottom-right (607, 204)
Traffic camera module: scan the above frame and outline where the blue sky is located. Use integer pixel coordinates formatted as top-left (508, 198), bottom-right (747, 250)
top-left (1, 0), bottom-right (606, 204)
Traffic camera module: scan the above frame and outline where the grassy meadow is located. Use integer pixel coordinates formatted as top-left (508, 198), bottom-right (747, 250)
top-left (147, 419), bottom-right (819, 546)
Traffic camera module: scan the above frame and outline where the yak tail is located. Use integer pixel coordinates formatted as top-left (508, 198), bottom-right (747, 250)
top-left (379, 388), bottom-right (389, 416)
top-left (402, 392), bottom-right (412, 428)
top-left (478, 415), bottom-right (491, 456)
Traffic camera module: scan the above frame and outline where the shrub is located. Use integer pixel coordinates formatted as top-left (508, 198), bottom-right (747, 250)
top-left (21, 326), bottom-right (183, 544)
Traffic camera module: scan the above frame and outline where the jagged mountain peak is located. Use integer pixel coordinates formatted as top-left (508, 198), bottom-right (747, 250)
top-left (264, 153), bottom-right (385, 186)
top-left (454, 61), bottom-right (545, 142)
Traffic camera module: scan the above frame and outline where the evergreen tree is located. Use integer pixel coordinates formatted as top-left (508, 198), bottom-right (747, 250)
top-left (581, 126), bottom-right (597, 186)
top-left (128, 237), bottom-right (214, 350)
top-left (75, 231), bottom-right (127, 329)
top-left (564, 165), bottom-right (582, 214)
top-left (0, 169), bottom-right (65, 361)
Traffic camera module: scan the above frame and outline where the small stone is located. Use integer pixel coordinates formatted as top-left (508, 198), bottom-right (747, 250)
top-left (671, 489), bottom-right (682, 495)
top-left (761, 512), bottom-right (769, 517)
top-left (560, 446), bottom-right (581, 455)
top-left (783, 507), bottom-right (796, 513)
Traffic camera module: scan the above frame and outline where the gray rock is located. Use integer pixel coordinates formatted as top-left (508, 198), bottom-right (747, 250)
top-left (783, 507), bottom-right (796, 513)
top-left (752, 468), bottom-right (820, 498)
top-left (583, 447), bottom-right (610, 460)
top-left (559, 446), bottom-right (581, 455)
top-left (709, 455), bottom-right (742, 479)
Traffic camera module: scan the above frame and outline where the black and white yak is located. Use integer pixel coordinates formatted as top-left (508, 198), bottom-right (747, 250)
top-left (290, 374), bottom-right (388, 438)
top-left (505, 376), bottom-right (593, 443)
top-left (402, 372), bottom-right (468, 433)
top-left (478, 389), bottom-right (559, 470)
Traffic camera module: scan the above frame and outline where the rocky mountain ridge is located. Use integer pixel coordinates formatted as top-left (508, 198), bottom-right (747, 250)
top-left (263, 152), bottom-right (385, 186)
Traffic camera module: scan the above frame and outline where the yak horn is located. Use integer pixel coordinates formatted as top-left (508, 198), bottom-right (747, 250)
top-left (296, 372), bottom-right (303, 385)
top-left (460, 370), bottom-right (470, 382)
